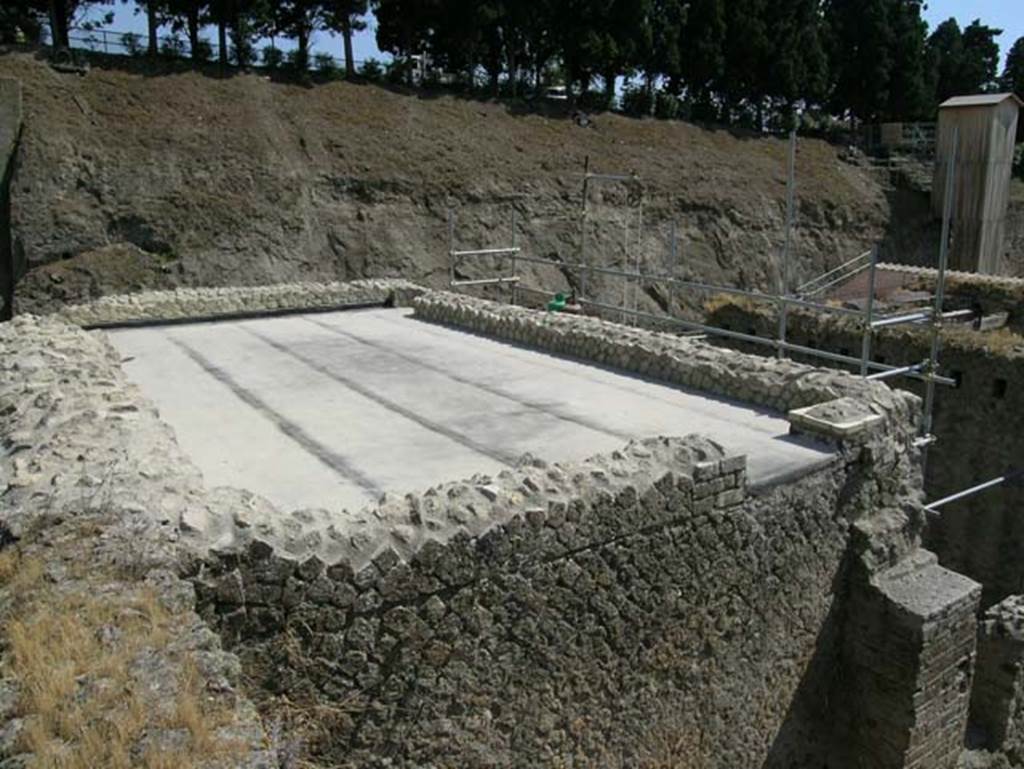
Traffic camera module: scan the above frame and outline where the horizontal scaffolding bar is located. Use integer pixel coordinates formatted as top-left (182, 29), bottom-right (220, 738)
top-left (450, 277), bottom-right (521, 288)
top-left (586, 173), bottom-right (638, 183)
top-left (871, 308), bottom-right (976, 329)
top-left (872, 311), bottom-right (931, 328)
top-left (450, 247), bottom-right (522, 258)
top-left (925, 476), bottom-right (1009, 513)
top-left (866, 363), bottom-right (925, 381)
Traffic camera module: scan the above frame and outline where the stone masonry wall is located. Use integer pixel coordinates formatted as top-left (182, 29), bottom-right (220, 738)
top-left (877, 263), bottom-right (1024, 332)
top-left (842, 550), bottom-right (981, 769)
top-left (48, 277), bottom-right (424, 327)
top-left (412, 290), bottom-right (922, 435)
top-left (970, 595), bottom-right (1024, 758)
top-left (706, 298), bottom-right (1024, 606)
top-left (0, 315), bottom-right (273, 765)
top-left (196, 438), bottom-right (861, 768)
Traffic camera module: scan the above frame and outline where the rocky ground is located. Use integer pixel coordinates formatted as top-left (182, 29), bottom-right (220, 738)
top-left (0, 49), bottom-right (941, 320)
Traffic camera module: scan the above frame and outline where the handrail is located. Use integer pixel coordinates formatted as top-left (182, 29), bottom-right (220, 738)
top-left (796, 250), bottom-right (872, 298)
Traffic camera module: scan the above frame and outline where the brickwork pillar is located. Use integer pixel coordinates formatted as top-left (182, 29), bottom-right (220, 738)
top-left (844, 550), bottom-right (981, 769)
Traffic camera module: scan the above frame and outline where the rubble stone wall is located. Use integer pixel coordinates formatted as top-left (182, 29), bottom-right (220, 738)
top-left (49, 278), bottom-right (424, 327)
top-left (0, 315), bottom-right (271, 765)
top-left (411, 290), bottom-right (921, 430)
top-left (196, 438), bottom-right (863, 768)
top-left (189, 291), bottom-right (945, 767)
top-left (970, 595), bottom-right (1024, 757)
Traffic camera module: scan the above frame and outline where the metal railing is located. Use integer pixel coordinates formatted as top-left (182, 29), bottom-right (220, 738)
top-left (796, 249), bottom-right (873, 298)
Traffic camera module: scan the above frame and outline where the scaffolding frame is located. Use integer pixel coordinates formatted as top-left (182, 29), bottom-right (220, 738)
top-left (446, 126), bottom-right (1008, 512)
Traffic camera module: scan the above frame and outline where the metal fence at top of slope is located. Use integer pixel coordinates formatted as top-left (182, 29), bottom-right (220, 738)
top-left (64, 26), bottom-right (375, 75)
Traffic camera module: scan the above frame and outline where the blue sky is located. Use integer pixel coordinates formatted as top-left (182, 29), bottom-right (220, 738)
top-left (85, 2), bottom-right (1022, 72)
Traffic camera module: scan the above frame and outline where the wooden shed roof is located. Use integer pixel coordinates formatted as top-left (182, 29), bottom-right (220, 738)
top-left (939, 93), bottom-right (1023, 109)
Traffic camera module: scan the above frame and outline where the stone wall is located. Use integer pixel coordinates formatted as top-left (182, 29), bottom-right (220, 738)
top-left (48, 277), bottom-right (424, 327)
top-left (195, 436), bottom-right (868, 768)
top-left (970, 595), bottom-right (1024, 758)
top-left (0, 315), bottom-right (272, 765)
top-left (411, 290), bottom-right (921, 431)
top-left (843, 550), bottom-right (980, 769)
top-left (706, 297), bottom-right (1024, 607)
top-left (877, 263), bottom-right (1024, 333)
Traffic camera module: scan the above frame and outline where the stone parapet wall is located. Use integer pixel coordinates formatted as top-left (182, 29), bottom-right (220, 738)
top-left (48, 278), bottom-right (424, 327)
top-left (878, 263), bottom-right (1024, 331)
top-left (879, 263), bottom-right (1024, 289)
top-left (196, 438), bottom-right (863, 767)
top-left (412, 290), bottom-right (921, 436)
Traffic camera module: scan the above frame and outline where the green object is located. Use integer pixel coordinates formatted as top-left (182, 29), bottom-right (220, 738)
top-left (547, 293), bottom-right (567, 312)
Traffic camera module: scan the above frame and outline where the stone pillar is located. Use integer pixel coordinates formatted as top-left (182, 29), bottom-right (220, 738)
top-left (0, 77), bottom-right (23, 322)
top-left (970, 595), bottom-right (1024, 754)
top-left (844, 550), bottom-right (981, 769)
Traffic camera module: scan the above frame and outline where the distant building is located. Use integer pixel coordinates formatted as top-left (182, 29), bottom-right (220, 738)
top-left (932, 93), bottom-right (1022, 275)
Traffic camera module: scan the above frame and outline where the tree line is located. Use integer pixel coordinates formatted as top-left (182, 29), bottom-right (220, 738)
top-left (3, 0), bottom-right (1024, 129)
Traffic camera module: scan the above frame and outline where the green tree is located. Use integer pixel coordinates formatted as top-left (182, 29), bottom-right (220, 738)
top-left (825, 0), bottom-right (894, 122)
top-left (960, 20), bottom-right (1003, 92)
top-left (883, 0), bottom-right (929, 119)
top-left (166, 0), bottom-right (209, 60)
top-left (762, 0), bottom-right (829, 126)
top-left (1004, 37), bottom-right (1024, 98)
top-left (928, 18), bottom-right (1003, 103)
top-left (0, 0), bottom-right (47, 43)
top-left (272, 0), bottom-right (326, 72)
top-left (680, 0), bottom-right (725, 115)
top-left (642, 0), bottom-right (686, 94)
top-left (324, 0), bottom-right (367, 77)
top-left (1002, 37), bottom-right (1024, 141)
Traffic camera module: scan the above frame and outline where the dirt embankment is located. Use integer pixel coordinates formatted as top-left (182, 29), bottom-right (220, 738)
top-left (2, 51), bottom-right (913, 315)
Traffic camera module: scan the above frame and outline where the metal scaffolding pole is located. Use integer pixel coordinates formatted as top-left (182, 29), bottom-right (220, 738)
top-left (510, 208), bottom-right (519, 306)
top-left (859, 246), bottom-right (879, 376)
top-left (777, 129), bottom-right (798, 359)
top-left (579, 156), bottom-right (591, 300)
top-left (447, 207), bottom-right (455, 286)
top-left (922, 127), bottom-right (959, 451)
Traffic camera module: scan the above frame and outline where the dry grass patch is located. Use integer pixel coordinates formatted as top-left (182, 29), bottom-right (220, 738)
top-left (0, 547), bottom-right (246, 769)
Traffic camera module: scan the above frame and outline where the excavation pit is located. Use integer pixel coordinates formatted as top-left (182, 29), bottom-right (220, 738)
top-left (107, 306), bottom-right (835, 514)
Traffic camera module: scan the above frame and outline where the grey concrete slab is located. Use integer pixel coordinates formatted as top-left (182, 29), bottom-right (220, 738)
top-left (106, 307), bottom-right (835, 515)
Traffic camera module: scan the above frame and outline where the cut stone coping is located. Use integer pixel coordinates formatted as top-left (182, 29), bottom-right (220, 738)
top-left (789, 397), bottom-right (887, 441)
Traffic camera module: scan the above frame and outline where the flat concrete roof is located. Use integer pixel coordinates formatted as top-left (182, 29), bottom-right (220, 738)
top-left (106, 308), bottom-right (835, 514)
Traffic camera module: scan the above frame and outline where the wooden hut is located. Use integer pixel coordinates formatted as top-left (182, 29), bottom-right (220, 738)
top-left (932, 93), bottom-right (1022, 275)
